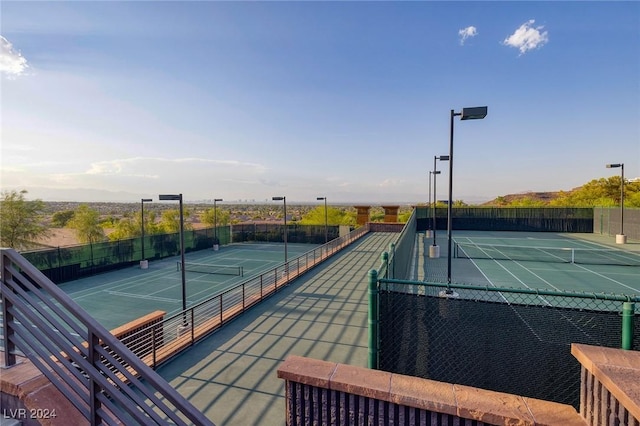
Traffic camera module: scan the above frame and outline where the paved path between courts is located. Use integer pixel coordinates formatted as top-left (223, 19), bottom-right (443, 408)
top-left (155, 232), bottom-right (397, 426)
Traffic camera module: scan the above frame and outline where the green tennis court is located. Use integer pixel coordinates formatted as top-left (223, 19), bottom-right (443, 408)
top-left (424, 231), bottom-right (640, 297)
top-left (57, 242), bottom-right (321, 330)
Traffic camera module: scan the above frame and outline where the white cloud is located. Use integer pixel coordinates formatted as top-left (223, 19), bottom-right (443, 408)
top-left (458, 26), bottom-right (478, 45)
top-left (378, 178), bottom-right (406, 188)
top-left (502, 19), bottom-right (549, 55)
top-left (0, 36), bottom-right (29, 77)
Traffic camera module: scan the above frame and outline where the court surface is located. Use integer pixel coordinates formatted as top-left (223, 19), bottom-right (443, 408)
top-left (57, 242), bottom-right (320, 330)
top-left (419, 231), bottom-right (640, 296)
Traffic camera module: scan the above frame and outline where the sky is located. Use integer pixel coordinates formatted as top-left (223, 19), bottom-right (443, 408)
top-left (1, 1), bottom-right (639, 205)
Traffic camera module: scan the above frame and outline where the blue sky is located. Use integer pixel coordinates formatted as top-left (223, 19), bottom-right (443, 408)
top-left (1, 1), bottom-right (639, 204)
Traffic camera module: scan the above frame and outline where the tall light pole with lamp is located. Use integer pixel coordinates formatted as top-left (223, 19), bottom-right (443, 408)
top-left (140, 198), bottom-right (152, 268)
top-left (317, 197), bottom-right (328, 244)
top-left (213, 198), bottom-right (223, 250)
top-left (427, 171), bottom-right (433, 238)
top-left (159, 193), bottom-right (187, 324)
top-left (272, 196), bottom-right (288, 264)
top-left (430, 155), bottom-right (449, 258)
top-left (447, 106), bottom-right (488, 285)
top-left (606, 163), bottom-right (626, 244)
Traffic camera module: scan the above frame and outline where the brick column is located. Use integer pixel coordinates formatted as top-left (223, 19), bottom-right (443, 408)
top-left (354, 206), bottom-right (371, 226)
top-left (381, 205), bottom-right (399, 223)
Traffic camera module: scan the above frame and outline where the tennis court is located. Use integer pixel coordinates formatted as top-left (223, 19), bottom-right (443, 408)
top-left (57, 242), bottom-right (321, 330)
top-left (423, 231), bottom-right (639, 297)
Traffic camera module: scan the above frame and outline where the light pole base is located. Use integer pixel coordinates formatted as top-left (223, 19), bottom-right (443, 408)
top-left (176, 324), bottom-right (189, 338)
top-left (425, 230), bottom-right (433, 238)
top-left (140, 260), bottom-right (149, 269)
top-left (429, 245), bottom-right (440, 258)
top-left (616, 234), bottom-right (627, 244)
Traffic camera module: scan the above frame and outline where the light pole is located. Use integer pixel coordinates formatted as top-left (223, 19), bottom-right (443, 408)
top-left (213, 198), bottom-right (223, 249)
top-left (431, 155), bottom-right (449, 257)
top-left (606, 163), bottom-right (626, 244)
top-left (317, 197), bottom-right (328, 243)
top-left (159, 193), bottom-right (187, 323)
top-left (427, 171), bottom-right (433, 236)
top-left (140, 198), bottom-right (152, 267)
top-left (447, 106), bottom-right (487, 284)
top-left (272, 196), bottom-right (287, 263)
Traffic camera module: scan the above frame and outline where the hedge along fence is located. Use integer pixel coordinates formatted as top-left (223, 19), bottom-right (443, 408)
top-left (415, 207), bottom-right (594, 233)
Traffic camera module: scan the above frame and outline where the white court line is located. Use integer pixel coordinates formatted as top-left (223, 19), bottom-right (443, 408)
top-left (570, 263), bottom-right (639, 293)
top-left (105, 290), bottom-right (181, 304)
top-left (457, 236), bottom-right (638, 293)
top-left (68, 267), bottom-right (182, 300)
top-left (463, 253), bottom-right (546, 342)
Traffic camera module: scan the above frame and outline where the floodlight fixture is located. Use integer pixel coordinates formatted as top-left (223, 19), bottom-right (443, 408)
top-left (447, 106), bottom-right (488, 285)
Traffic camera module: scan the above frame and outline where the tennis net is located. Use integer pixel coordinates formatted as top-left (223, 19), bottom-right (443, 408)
top-left (454, 242), bottom-right (640, 267)
top-left (177, 262), bottom-right (244, 276)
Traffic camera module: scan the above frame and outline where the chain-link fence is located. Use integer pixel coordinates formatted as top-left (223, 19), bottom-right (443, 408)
top-left (378, 209), bottom-right (416, 280)
top-left (373, 280), bottom-right (639, 409)
top-left (415, 207), bottom-right (594, 233)
top-left (594, 207), bottom-right (640, 240)
top-left (230, 223), bottom-right (340, 244)
top-left (22, 227), bottom-right (231, 283)
top-left (21, 224), bottom-right (346, 284)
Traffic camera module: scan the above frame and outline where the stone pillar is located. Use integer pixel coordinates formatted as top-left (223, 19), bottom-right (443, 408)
top-left (354, 206), bottom-right (371, 226)
top-left (381, 205), bottom-right (399, 223)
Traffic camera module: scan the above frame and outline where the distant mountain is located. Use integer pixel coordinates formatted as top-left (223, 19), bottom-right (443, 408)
top-left (483, 191), bottom-right (562, 206)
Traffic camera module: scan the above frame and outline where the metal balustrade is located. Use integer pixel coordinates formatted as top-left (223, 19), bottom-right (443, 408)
top-left (1, 248), bottom-right (214, 425)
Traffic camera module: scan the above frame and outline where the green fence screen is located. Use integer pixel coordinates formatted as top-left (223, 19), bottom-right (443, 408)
top-left (375, 280), bottom-right (639, 409)
top-left (415, 207), bottom-right (594, 233)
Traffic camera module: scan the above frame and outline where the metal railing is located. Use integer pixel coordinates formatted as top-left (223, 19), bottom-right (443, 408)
top-left (1, 248), bottom-right (214, 426)
top-left (119, 225), bottom-right (371, 370)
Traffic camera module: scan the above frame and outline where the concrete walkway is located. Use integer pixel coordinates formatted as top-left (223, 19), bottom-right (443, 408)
top-left (155, 232), bottom-right (397, 426)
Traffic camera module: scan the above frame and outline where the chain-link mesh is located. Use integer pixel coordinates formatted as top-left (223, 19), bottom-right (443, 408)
top-left (415, 206), bottom-right (595, 233)
top-left (383, 210), bottom-right (416, 280)
top-left (20, 224), bottom-right (338, 284)
top-left (230, 223), bottom-right (339, 244)
top-left (377, 281), bottom-right (640, 409)
top-left (594, 207), bottom-right (640, 240)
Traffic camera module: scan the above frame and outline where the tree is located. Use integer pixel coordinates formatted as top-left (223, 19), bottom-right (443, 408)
top-left (107, 210), bottom-right (159, 241)
top-left (107, 217), bottom-right (138, 241)
top-left (157, 209), bottom-right (192, 234)
top-left (67, 204), bottom-right (106, 244)
top-left (0, 189), bottom-right (49, 249)
top-left (548, 176), bottom-right (640, 207)
top-left (200, 207), bottom-right (230, 227)
top-left (298, 206), bottom-right (356, 226)
top-left (507, 197), bottom-right (546, 207)
top-left (398, 210), bottom-right (413, 223)
top-left (51, 210), bottom-right (75, 227)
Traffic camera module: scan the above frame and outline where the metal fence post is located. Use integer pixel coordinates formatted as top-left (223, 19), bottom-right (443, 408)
top-left (368, 269), bottom-right (379, 370)
top-left (622, 301), bottom-right (635, 350)
top-left (382, 252), bottom-right (388, 279)
top-left (389, 243), bottom-right (396, 279)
